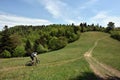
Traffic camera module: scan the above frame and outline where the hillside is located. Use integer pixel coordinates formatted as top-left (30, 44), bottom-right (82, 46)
top-left (0, 32), bottom-right (120, 80)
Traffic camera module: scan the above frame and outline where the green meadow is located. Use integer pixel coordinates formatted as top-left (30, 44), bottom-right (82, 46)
top-left (0, 32), bottom-right (120, 80)
top-left (93, 34), bottom-right (120, 70)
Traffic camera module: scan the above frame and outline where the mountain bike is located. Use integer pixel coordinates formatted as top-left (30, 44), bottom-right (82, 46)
top-left (25, 59), bottom-right (40, 66)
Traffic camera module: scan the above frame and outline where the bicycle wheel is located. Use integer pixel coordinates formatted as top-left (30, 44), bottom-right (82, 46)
top-left (25, 61), bottom-right (34, 66)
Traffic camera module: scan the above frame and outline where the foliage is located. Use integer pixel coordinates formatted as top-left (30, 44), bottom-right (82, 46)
top-left (36, 44), bottom-right (48, 53)
top-left (110, 31), bottom-right (120, 41)
top-left (25, 39), bottom-right (32, 56)
top-left (48, 37), bottom-right (67, 50)
top-left (13, 46), bottom-right (26, 57)
top-left (80, 23), bottom-right (105, 32)
top-left (33, 40), bottom-right (39, 52)
top-left (69, 33), bottom-right (79, 43)
top-left (37, 32), bottom-right (50, 47)
top-left (0, 50), bottom-right (11, 58)
top-left (10, 34), bottom-right (22, 47)
top-left (106, 22), bottom-right (115, 33)
top-left (0, 25), bottom-right (16, 54)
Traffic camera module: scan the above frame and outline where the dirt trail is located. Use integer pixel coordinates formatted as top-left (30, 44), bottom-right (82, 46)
top-left (84, 37), bottom-right (120, 80)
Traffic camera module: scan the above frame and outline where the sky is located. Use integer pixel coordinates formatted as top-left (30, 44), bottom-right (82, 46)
top-left (0, 0), bottom-right (120, 30)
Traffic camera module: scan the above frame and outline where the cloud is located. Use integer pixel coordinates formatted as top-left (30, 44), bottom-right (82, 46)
top-left (39, 0), bottom-right (81, 24)
top-left (22, 0), bottom-right (95, 25)
top-left (90, 11), bottom-right (120, 27)
top-left (0, 13), bottom-right (52, 30)
top-left (40, 0), bottom-right (67, 18)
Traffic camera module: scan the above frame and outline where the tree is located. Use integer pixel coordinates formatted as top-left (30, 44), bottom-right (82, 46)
top-left (48, 37), bottom-right (67, 50)
top-left (73, 26), bottom-right (80, 34)
top-left (80, 23), bottom-right (84, 32)
top-left (13, 46), bottom-right (25, 57)
top-left (25, 39), bottom-right (32, 56)
top-left (0, 50), bottom-right (11, 58)
top-left (10, 34), bottom-right (22, 48)
top-left (0, 25), bottom-right (15, 54)
top-left (83, 22), bottom-right (87, 27)
top-left (38, 32), bottom-right (49, 47)
top-left (80, 23), bottom-right (87, 32)
top-left (33, 40), bottom-right (39, 52)
top-left (36, 44), bottom-right (48, 53)
top-left (106, 22), bottom-right (115, 32)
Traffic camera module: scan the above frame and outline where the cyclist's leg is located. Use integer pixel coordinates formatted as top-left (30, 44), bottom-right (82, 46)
top-left (30, 56), bottom-right (34, 61)
top-left (35, 57), bottom-right (38, 63)
top-left (30, 56), bottom-right (35, 65)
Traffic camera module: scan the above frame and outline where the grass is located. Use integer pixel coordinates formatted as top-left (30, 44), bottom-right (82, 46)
top-left (93, 35), bottom-right (120, 70)
top-left (0, 32), bottom-right (119, 80)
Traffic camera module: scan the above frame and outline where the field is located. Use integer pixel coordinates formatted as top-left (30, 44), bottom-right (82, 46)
top-left (0, 32), bottom-right (120, 80)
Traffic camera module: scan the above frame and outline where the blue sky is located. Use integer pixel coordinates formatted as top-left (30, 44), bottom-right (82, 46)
top-left (0, 0), bottom-right (120, 30)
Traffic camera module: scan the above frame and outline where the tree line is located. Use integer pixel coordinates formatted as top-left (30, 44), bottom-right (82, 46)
top-left (0, 22), bottom-right (115, 58)
top-left (106, 22), bottom-right (120, 41)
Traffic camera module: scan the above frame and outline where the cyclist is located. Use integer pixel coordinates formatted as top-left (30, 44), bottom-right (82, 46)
top-left (30, 52), bottom-right (38, 63)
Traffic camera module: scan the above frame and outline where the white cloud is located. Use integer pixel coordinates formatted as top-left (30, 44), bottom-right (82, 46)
top-left (21, 0), bottom-right (87, 24)
top-left (90, 11), bottom-right (120, 27)
top-left (40, 0), bottom-right (67, 18)
top-left (0, 13), bottom-right (52, 30)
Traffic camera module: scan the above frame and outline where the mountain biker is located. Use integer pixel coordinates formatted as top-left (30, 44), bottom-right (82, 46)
top-left (30, 52), bottom-right (38, 63)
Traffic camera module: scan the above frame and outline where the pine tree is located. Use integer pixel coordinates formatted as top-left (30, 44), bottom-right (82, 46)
top-left (0, 25), bottom-right (15, 54)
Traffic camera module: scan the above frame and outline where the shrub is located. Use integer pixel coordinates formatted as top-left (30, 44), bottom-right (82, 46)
top-left (37, 44), bottom-right (48, 53)
top-left (68, 33), bottom-right (79, 43)
top-left (0, 50), bottom-right (11, 58)
top-left (111, 31), bottom-right (120, 41)
top-left (48, 37), bottom-right (67, 50)
top-left (58, 36), bottom-right (68, 48)
top-left (13, 46), bottom-right (26, 57)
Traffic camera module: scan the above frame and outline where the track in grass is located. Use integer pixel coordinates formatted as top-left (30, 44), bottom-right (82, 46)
top-left (84, 36), bottom-right (120, 80)
top-left (0, 56), bottom-right (83, 72)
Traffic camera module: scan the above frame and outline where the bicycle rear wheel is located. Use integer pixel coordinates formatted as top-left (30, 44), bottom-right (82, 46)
top-left (25, 61), bottom-right (34, 66)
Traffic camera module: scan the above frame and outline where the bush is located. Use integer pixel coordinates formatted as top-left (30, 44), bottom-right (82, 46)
top-left (58, 36), bottom-right (68, 48)
top-left (0, 50), bottom-right (11, 58)
top-left (48, 37), bottom-right (67, 50)
top-left (68, 33), bottom-right (79, 43)
top-left (111, 31), bottom-right (120, 41)
top-left (37, 44), bottom-right (48, 53)
top-left (13, 46), bottom-right (26, 57)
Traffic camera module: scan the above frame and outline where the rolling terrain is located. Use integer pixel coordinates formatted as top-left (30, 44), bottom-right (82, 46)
top-left (0, 32), bottom-right (120, 80)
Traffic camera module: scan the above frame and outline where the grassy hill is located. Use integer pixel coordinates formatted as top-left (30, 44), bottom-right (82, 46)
top-left (0, 32), bottom-right (120, 80)
top-left (93, 34), bottom-right (120, 70)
